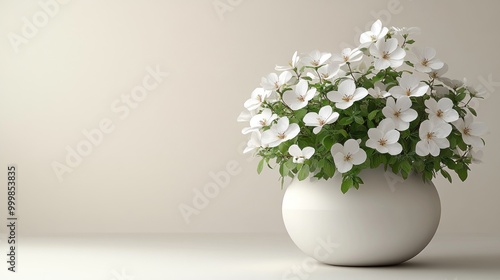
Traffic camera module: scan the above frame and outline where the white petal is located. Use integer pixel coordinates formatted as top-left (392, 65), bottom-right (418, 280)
top-left (327, 91), bottom-right (344, 102)
top-left (334, 153), bottom-right (352, 173)
top-left (318, 105), bottom-right (333, 118)
top-left (469, 122), bottom-right (488, 136)
top-left (433, 138), bottom-right (450, 149)
top-left (423, 47), bottom-right (436, 60)
top-left (351, 149), bottom-right (367, 165)
top-left (384, 38), bottom-right (398, 53)
top-left (288, 144), bottom-right (302, 157)
top-left (295, 79), bottom-right (308, 95)
top-left (344, 139), bottom-right (360, 154)
top-left (390, 48), bottom-right (406, 60)
top-left (463, 135), bottom-right (484, 148)
top-left (399, 108), bottom-right (418, 122)
top-left (385, 130), bottom-right (400, 143)
top-left (443, 110), bottom-right (459, 123)
top-left (352, 88), bottom-right (368, 101)
top-left (378, 118), bottom-right (396, 132)
top-left (366, 138), bottom-right (378, 150)
top-left (368, 128), bottom-right (383, 140)
top-left (313, 126), bottom-right (322, 134)
top-left (387, 143), bottom-right (403, 155)
top-left (336, 101), bottom-right (353, 109)
top-left (389, 86), bottom-right (405, 98)
top-left (285, 123), bottom-right (300, 140)
top-left (325, 112), bottom-right (340, 124)
top-left (338, 79), bottom-right (356, 95)
top-left (303, 112), bottom-right (320, 126)
top-left (412, 84), bottom-right (429, 97)
top-left (331, 143), bottom-right (343, 156)
top-left (434, 122), bottom-right (452, 138)
top-left (374, 58), bottom-right (390, 70)
top-left (415, 140), bottom-right (429, 156)
top-left (418, 120), bottom-right (432, 139)
top-left (396, 96), bottom-right (412, 110)
top-left (428, 140), bottom-right (440, 156)
top-left (275, 117), bottom-right (289, 132)
top-left (302, 147), bottom-right (315, 159)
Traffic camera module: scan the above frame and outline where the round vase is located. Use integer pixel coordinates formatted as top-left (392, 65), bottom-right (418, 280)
top-left (282, 167), bottom-right (441, 266)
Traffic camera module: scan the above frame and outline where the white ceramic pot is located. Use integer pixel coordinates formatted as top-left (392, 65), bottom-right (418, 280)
top-left (282, 167), bottom-right (441, 266)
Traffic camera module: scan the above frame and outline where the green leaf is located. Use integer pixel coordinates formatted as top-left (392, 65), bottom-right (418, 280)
top-left (368, 110), bottom-right (379, 121)
top-left (323, 160), bottom-right (335, 178)
top-left (341, 177), bottom-right (353, 193)
top-left (456, 168), bottom-right (468, 181)
top-left (406, 39), bottom-right (415, 44)
top-left (468, 107), bottom-right (477, 116)
top-left (257, 158), bottom-right (265, 174)
top-left (321, 136), bottom-right (335, 150)
top-left (401, 160), bottom-right (412, 174)
top-left (338, 117), bottom-right (353, 126)
top-left (297, 165), bottom-right (310, 181)
top-left (354, 116), bottom-right (364, 125)
top-left (441, 169), bottom-right (453, 183)
top-left (405, 61), bottom-right (415, 67)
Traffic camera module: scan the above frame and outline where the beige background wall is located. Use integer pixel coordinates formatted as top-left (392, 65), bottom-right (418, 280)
top-left (0, 0), bottom-right (498, 235)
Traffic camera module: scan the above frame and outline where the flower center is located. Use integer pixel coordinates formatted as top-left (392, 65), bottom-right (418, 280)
top-left (317, 118), bottom-right (326, 126)
top-left (393, 110), bottom-right (401, 118)
top-left (311, 60), bottom-right (319, 66)
top-left (297, 95), bottom-right (305, 102)
top-left (463, 127), bottom-right (471, 136)
top-left (371, 35), bottom-right (377, 41)
top-left (378, 138), bottom-right (387, 146)
top-left (422, 58), bottom-right (429, 66)
top-left (344, 153), bottom-right (352, 162)
top-left (405, 89), bottom-right (412, 96)
top-left (277, 133), bottom-right (286, 139)
top-left (342, 95), bottom-right (353, 102)
top-left (343, 55), bottom-right (349, 62)
top-left (257, 95), bottom-right (262, 102)
top-left (436, 109), bottom-right (444, 118)
top-left (382, 52), bottom-right (390, 60)
top-left (426, 132), bottom-right (435, 140)
top-left (274, 81), bottom-right (280, 89)
top-left (259, 119), bottom-right (267, 126)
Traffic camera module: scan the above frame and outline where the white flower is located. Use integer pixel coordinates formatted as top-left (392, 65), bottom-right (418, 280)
top-left (366, 119), bottom-right (403, 155)
top-left (433, 86), bottom-right (450, 98)
top-left (368, 82), bottom-right (390, 98)
top-left (243, 131), bottom-right (264, 154)
top-left (261, 117), bottom-right (300, 147)
top-left (382, 96), bottom-right (418, 131)
top-left (314, 63), bottom-right (341, 81)
top-left (241, 108), bottom-right (277, 134)
top-left (331, 48), bottom-right (363, 65)
top-left (303, 105), bottom-right (339, 134)
top-left (260, 71), bottom-right (293, 92)
top-left (288, 145), bottom-right (315, 163)
top-left (369, 38), bottom-right (406, 70)
top-left (244, 88), bottom-right (271, 111)
top-left (424, 97), bottom-right (459, 123)
top-left (429, 63), bottom-right (448, 80)
top-left (412, 47), bottom-right (444, 73)
top-left (331, 139), bottom-right (367, 173)
top-left (282, 80), bottom-right (316, 110)
top-left (276, 51), bottom-right (300, 71)
top-left (360, 20), bottom-right (389, 47)
top-left (389, 73), bottom-right (429, 98)
top-left (237, 109), bottom-right (255, 122)
top-left (441, 77), bottom-right (464, 89)
top-left (302, 50), bottom-right (332, 67)
top-left (452, 114), bottom-right (487, 148)
top-left (391, 26), bottom-right (420, 37)
top-left (327, 79), bottom-right (368, 109)
top-left (456, 147), bottom-right (483, 164)
top-left (415, 120), bottom-right (452, 156)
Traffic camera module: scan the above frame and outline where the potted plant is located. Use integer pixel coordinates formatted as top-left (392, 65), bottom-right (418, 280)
top-left (237, 20), bottom-right (487, 266)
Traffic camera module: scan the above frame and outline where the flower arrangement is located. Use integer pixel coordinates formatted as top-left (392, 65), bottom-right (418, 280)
top-left (238, 20), bottom-right (487, 193)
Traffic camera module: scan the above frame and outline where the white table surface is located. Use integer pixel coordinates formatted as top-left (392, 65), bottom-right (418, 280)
top-left (1, 233), bottom-right (499, 280)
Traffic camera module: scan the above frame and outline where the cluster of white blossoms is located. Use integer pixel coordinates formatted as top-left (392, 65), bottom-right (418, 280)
top-left (238, 20), bottom-right (487, 178)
